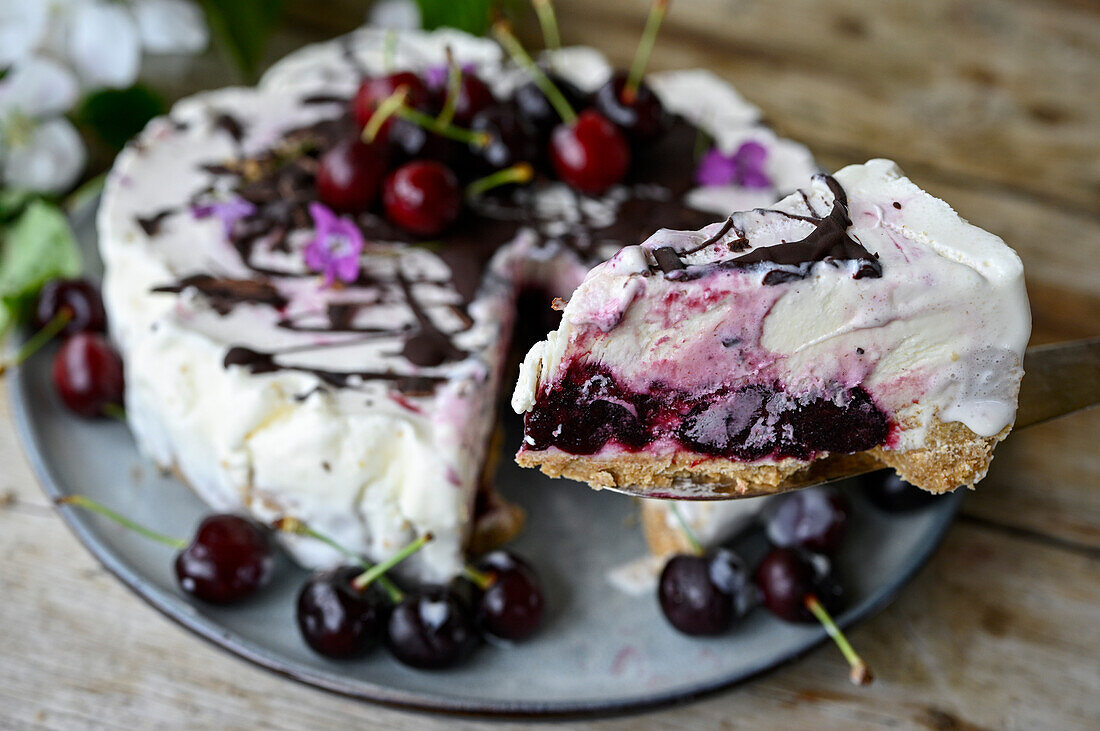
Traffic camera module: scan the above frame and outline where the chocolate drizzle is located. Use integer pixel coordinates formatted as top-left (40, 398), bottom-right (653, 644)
top-left (153, 275), bottom-right (288, 314)
top-left (136, 209), bottom-right (173, 236)
top-left (140, 94), bottom-right (722, 397)
top-left (662, 175), bottom-right (882, 286)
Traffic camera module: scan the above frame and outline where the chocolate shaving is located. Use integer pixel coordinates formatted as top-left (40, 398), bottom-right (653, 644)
top-left (653, 247), bottom-right (686, 273)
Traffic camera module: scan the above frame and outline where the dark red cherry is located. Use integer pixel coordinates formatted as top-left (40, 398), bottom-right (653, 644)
top-left (471, 551), bottom-right (545, 641)
top-left (387, 117), bottom-right (463, 167)
top-left (469, 105), bottom-right (539, 173)
top-left (550, 110), bottom-right (630, 194)
top-left (351, 72), bottom-right (432, 135)
top-left (297, 565), bottom-right (389, 658)
top-left (315, 138), bottom-right (387, 213)
top-left (382, 160), bottom-right (461, 236)
top-left (174, 514), bottom-right (274, 604)
top-left (34, 279), bottom-right (106, 336)
top-left (658, 549), bottom-right (754, 636)
top-left (514, 75), bottom-right (589, 134)
top-left (443, 72), bottom-right (495, 126)
top-left (593, 71), bottom-right (668, 144)
top-left (385, 587), bottom-right (478, 669)
top-left (766, 487), bottom-right (850, 554)
top-left (51, 333), bottom-right (124, 418)
top-left (755, 547), bottom-right (843, 623)
top-left (861, 470), bottom-right (939, 511)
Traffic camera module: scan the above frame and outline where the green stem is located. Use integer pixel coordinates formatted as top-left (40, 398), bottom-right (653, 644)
top-left (533, 0), bottom-right (562, 51)
top-left (434, 48), bottom-right (461, 129)
top-left (361, 86), bottom-right (408, 143)
top-left (462, 564), bottom-right (494, 590)
top-left (669, 502), bottom-right (704, 556)
top-left (352, 532), bottom-right (434, 592)
top-left (466, 163), bottom-right (534, 200)
top-left (0, 311), bottom-right (72, 377)
top-left (273, 517), bottom-right (403, 602)
top-left (58, 495), bottom-right (188, 550)
top-left (492, 21), bottom-right (576, 125)
top-left (623, 0), bottom-right (669, 104)
top-left (102, 403), bottom-right (127, 422)
top-left (804, 594), bottom-right (874, 686)
top-left (395, 107), bottom-right (490, 147)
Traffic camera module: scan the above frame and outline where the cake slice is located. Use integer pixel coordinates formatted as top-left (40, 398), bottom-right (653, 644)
top-left (513, 160), bottom-right (1031, 497)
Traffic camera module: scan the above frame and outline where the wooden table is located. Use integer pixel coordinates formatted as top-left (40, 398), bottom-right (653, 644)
top-left (2, 1), bottom-right (1098, 727)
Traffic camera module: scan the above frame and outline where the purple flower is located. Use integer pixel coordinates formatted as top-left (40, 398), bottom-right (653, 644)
top-left (192, 198), bottom-right (256, 236)
top-left (304, 202), bottom-right (363, 287)
top-left (423, 62), bottom-right (478, 89)
top-left (694, 140), bottom-right (772, 189)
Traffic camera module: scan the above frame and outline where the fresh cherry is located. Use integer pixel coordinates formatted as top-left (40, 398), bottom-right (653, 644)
top-left (351, 72), bottom-right (432, 134)
top-left (469, 105), bottom-right (539, 173)
top-left (51, 333), bottom-right (124, 418)
top-left (382, 160), bottom-right (461, 236)
top-left (315, 137), bottom-right (388, 212)
top-left (754, 547), bottom-right (843, 623)
top-left (297, 565), bottom-right (389, 658)
top-left (442, 71), bottom-right (495, 126)
top-left (387, 117), bottom-right (463, 167)
top-left (514, 75), bottom-right (589, 134)
top-left (34, 279), bottom-right (107, 336)
top-left (469, 551), bottom-right (545, 641)
top-left (658, 548), bottom-right (755, 636)
top-left (175, 514), bottom-right (275, 604)
top-left (550, 109), bottom-right (631, 194)
top-left (386, 587), bottom-right (478, 669)
top-left (766, 487), bottom-right (850, 555)
top-left (861, 470), bottom-right (940, 512)
top-left (593, 71), bottom-right (668, 144)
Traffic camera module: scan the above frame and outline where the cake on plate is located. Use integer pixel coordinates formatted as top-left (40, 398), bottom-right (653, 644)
top-left (512, 159), bottom-right (1031, 498)
top-left (99, 26), bottom-right (818, 580)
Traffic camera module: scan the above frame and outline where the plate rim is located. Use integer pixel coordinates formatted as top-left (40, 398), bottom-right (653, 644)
top-left (7, 348), bottom-right (962, 719)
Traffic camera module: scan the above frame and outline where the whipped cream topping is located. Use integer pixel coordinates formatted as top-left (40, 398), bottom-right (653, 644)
top-left (515, 160), bottom-right (1031, 456)
top-left (101, 26), bottom-right (820, 579)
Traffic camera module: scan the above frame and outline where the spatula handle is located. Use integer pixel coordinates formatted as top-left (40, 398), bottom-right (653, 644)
top-left (1016, 337), bottom-right (1100, 428)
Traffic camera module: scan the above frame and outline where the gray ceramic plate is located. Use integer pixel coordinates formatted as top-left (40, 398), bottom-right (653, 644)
top-left (7, 201), bottom-right (961, 717)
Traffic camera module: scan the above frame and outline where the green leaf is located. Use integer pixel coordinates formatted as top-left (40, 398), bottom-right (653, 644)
top-left (0, 189), bottom-right (33, 223)
top-left (0, 200), bottom-right (82, 337)
top-left (200, 0), bottom-right (285, 83)
top-left (415, 0), bottom-right (494, 35)
top-left (75, 84), bottom-right (167, 150)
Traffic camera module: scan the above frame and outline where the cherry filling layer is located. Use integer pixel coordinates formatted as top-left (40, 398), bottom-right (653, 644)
top-left (523, 362), bottom-right (891, 460)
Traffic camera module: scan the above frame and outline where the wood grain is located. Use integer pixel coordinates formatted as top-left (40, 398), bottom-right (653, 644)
top-left (3, 0), bottom-right (1098, 727)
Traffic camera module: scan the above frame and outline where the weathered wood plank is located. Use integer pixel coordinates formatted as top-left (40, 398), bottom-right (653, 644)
top-left (554, 0), bottom-right (1100, 213)
top-left (1, 465), bottom-right (1095, 729)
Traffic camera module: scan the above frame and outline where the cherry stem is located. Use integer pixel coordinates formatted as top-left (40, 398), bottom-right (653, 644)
top-left (466, 163), bottom-right (534, 200)
top-left (361, 85), bottom-right (409, 143)
top-left (623, 0), bottom-right (670, 105)
top-left (669, 502), bottom-right (704, 556)
top-left (0, 310), bottom-right (72, 377)
top-left (533, 0), bottom-right (562, 51)
top-left (396, 106), bottom-right (491, 147)
top-left (102, 403), bottom-right (127, 421)
top-left (435, 47), bottom-right (461, 129)
top-left (462, 564), bottom-right (495, 591)
top-left (804, 594), bottom-right (874, 686)
top-left (383, 29), bottom-right (397, 72)
top-left (352, 532), bottom-right (434, 592)
top-left (492, 21), bottom-right (576, 125)
top-left (273, 516), bottom-right (404, 603)
top-left (57, 495), bottom-right (188, 550)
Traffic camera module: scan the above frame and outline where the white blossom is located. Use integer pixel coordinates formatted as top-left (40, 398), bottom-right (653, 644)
top-left (2, 117), bottom-right (86, 193)
top-left (0, 0), bottom-right (209, 194)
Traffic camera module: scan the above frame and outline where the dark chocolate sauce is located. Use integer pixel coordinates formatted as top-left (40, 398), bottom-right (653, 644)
top-left (136, 209), bottom-right (173, 236)
top-left (725, 175), bottom-right (882, 283)
top-left (142, 97), bottom-right (718, 396)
